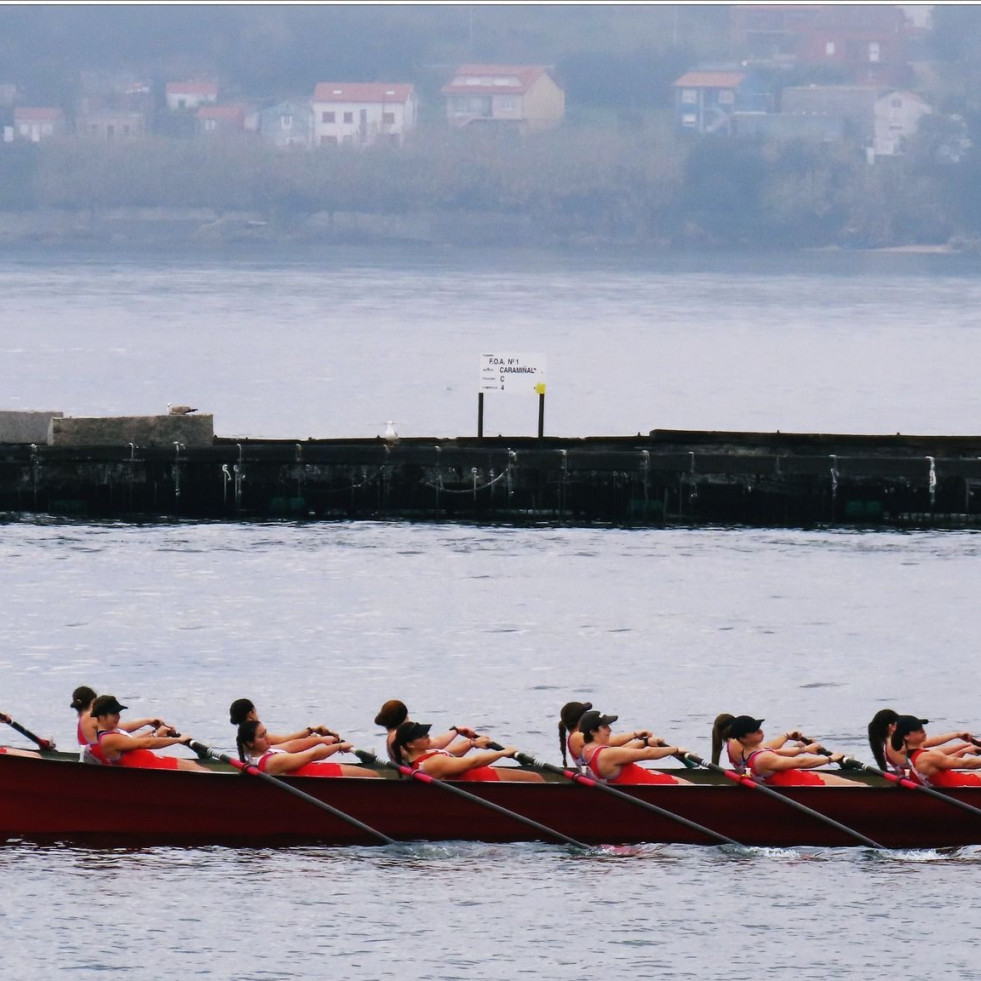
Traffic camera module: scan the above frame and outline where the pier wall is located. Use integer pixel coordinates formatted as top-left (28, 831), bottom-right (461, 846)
top-left (2, 429), bottom-right (981, 528)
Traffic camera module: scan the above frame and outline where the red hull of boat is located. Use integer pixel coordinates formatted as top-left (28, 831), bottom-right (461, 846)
top-left (3, 754), bottom-right (979, 849)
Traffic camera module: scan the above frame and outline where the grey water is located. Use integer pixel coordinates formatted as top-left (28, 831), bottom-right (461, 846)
top-left (3, 247), bottom-right (981, 979)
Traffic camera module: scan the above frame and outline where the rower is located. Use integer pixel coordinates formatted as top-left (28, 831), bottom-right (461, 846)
top-left (893, 715), bottom-right (981, 787)
top-left (579, 710), bottom-right (691, 785)
top-left (73, 686), bottom-right (174, 765)
top-left (229, 698), bottom-right (339, 749)
top-left (91, 695), bottom-right (207, 771)
top-left (712, 712), bottom-right (822, 769)
top-left (725, 715), bottom-right (854, 786)
top-left (868, 709), bottom-right (974, 775)
top-left (374, 699), bottom-right (478, 766)
top-left (392, 721), bottom-right (542, 782)
top-left (236, 720), bottom-right (379, 778)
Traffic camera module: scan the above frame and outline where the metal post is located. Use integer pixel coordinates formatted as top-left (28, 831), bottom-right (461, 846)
top-left (537, 392), bottom-right (545, 438)
top-left (477, 392), bottom-right (484, 438)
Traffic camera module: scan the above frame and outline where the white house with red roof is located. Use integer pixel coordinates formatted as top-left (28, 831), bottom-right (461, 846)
top-left (311, 82), bottom-right (416, 146)
top-left (166, 79), bottom-right (219, 111)
top-left (441, 64), bottom-right (564, 129)
top-left (13, 107), bottom-right (67, 142)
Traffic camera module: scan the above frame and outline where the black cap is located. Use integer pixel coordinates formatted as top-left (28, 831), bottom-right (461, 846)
top-left (392, 721), bottom-right (432, 758)
top-left (91, 694), bottom-right (127, 717)
top-left (727, 716), bottom-right (764, 739)
top-left (892, 715), bottom-right (929, 748)
top-left (579, 710), bottom-right (618, 735)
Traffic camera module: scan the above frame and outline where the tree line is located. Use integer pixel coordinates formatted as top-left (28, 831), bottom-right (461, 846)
top-left (2, 117), bottom-right (980, 250)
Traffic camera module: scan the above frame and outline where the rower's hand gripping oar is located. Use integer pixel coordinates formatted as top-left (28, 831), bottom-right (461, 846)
top-left (681, 751), bottom-right (886, 850)
top-left (0, 712), bottom-right (55, 751)
top-left (189, 740), bottom-right (396, 846)
top-left (353, 748), bottom-right (588, 849)
top-left (508, 749), bottom-right (742, 846)
top-left (835, 754), bottom-right (981, 821)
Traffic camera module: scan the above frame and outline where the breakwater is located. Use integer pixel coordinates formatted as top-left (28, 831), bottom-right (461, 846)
top-left (3, 427), bottom-right (981, 528)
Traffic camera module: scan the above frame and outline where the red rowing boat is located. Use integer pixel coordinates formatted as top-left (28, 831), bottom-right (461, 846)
top-left (3, 751), bottom-right (979, 848)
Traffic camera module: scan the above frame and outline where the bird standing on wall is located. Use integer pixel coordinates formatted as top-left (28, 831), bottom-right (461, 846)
top-left (168, 403), bottom-right (198, 416)
top-left (383, 420), bottom-right (399, 442)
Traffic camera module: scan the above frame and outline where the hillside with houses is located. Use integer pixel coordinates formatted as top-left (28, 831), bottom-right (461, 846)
top-left (1, 4), bottom-right (980, 249)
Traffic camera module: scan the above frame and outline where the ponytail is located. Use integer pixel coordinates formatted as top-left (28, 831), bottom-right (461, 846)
top-left (711, 713), bottom-right (734, 766)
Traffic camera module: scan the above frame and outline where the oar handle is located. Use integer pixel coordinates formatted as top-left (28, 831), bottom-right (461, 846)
top-left (2, 715), bottom-right (54, 751)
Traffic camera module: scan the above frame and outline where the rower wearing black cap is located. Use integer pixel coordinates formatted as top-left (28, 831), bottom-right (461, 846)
top-left (711, 712), bottom-right (820, 768)
top-left (579, 710), bottom-right (692, 785)
top-left (374, 699), bottom-right (478, 766)
top-left (868, 709), bottom-right (975, 775)
top-left (558, 700), bottom-right (654, 771)
top-left (91, 695), bottom-right (207, 771)
top-left (726, 716), bottom-right (854, 786)
top-left (892, 716), bottom-right (981, 787)
top-left (392, 721), bottom-right (543, 782)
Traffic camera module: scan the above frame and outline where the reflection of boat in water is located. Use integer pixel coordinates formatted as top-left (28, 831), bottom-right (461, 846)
top-left (3, 750), bottom-right (979, 849)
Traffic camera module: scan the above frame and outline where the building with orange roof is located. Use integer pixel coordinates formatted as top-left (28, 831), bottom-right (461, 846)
top-left (311, 82), bottom-right (416, 147)
top-left (166, 79), bottom-right (219, 112)
top-left (441, 64), bottom-right (564, 130)
top-left (13, 107), bottom-right (67, 142)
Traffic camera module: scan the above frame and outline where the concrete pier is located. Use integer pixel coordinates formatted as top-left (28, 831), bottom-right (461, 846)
top-left (2, 428), bottom-right (981, 527)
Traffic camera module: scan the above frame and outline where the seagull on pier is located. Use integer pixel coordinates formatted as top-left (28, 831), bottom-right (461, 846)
top-left (383, 420), bottom-right (399, 443)
top-left (168, 403), bottom-right (198, 416)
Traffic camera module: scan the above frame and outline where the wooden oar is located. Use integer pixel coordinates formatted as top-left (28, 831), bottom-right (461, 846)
top-left (509, 750), bottom-right (742, 846)
top-left (682, 751), bottom-right (886, 849)
top-left (189, 740), bottom-right (396, 846)
top-left (839, 755), bottom-right (981, 821)
top-left (354, 748), bottom-right (587, 849)
top-left (0, 712), bottom-right (54, 751)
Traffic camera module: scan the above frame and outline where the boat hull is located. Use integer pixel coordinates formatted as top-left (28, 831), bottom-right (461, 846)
top-left (3, 753), bottom-right (980, 849)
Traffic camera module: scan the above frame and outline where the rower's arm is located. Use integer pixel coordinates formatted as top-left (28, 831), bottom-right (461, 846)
top-left (420, 748), bottom-right (515, 778)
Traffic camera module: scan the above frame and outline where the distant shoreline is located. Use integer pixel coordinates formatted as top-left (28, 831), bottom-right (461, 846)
top-left (0, 207), bottom-right (971, 254)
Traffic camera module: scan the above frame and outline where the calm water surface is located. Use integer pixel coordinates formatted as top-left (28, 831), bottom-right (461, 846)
top-left (4, 248), bottom-right (981, 978)
top-left (3, 520), bottom-right (981, 979)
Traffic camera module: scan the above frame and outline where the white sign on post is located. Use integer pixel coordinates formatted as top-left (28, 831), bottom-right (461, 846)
top-left (479, 353), bottom-right (547, 395)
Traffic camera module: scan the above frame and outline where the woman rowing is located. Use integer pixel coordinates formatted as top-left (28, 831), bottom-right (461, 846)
top-left (392, 721), bottom-right (543, 782)
top-left (725, 715), bottom-right (854, 786)
top-left (374, 699), bottom-right (478, 766)
top-left (891, 715), bottom-right (981, 787)
top-left (867, 708), bottom-right (974, 774)
top-left (559, 700), bottom-right (659, 770)
top-left (236, 720), bottom-right (378, 778)
top-left (711, 712), bottom-right (822, 768)
top-left (73, 686), bottom-right (175, 765)
top-left (229, 698), bottom-right (339, 749)
top-left (579, 710), bottom-right (691, 785)
top-left (90, 695), bottom-right (207, 771)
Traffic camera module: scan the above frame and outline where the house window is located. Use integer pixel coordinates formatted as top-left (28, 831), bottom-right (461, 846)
top-left (718, 90), bottom-right (734, 105)
top-left (343, 111), bottom-right (353, 124)
top-left (681, 89), bottom-right (697, 104)
top-left (322, 111), bottom-right (335, 123)
top-left (501, 97), bottom-right (515, 112)
top-left (280, 115), bottom-right (293, 129)
top-left (382, 111), bottom-right (395, 124)
top-left (891, 97), bottom-right (902, 109)
top-left (122, 124), bottom-right (130, 135)
top-left (682, 113), bottom-right (697, 128)
top-left (204, 119), bottom-right (216, 131)
top-left (320, 135), bottom-right (337, 145)
top-left (869, 42), bottom-right (880, 63)
top-left (825, 41), bottom-right (836, 56)
top-left (178, 98), bottom-right (187, 109)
